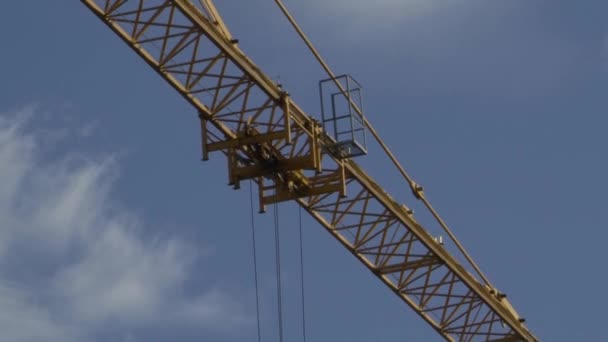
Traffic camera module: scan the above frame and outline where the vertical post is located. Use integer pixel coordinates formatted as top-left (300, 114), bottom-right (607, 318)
top-left (311, 119), bottom-right (322, 173)
top-left (319, 80), bottom-right (326, 133)
top-left (358, 86), bottom-right (367, 152)
top-left (258, 177), bottom-right (266, 213)
top-left (228, 148), bottom-right (237, 187)
top-left (339, 161), bottom-right (347, 198)
top-left (283, 93), bottom-right (292, 145)
top-left (199, 114), bottom-right (209, 161)
top-left (330, 87), bottom-right (339, 142)
top-left (346, 76), bottom-right (355, 147)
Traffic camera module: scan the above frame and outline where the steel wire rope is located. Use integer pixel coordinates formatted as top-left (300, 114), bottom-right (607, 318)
top-left (298, 206), bottom-right (307, 342)
top-left (249, 181), bottom-right (263, 342)
top-left (273, 203), bottom-right (285, 342)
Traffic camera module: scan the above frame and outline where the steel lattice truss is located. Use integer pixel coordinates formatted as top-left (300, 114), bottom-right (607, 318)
top-left (81, 1), bottom-right (538, 341)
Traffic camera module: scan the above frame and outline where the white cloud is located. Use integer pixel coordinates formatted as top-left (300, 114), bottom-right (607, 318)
top-left (0, 283), bottom-right (73, 342)
top-left (54, 226), bottom-right (191, 323)
top-left (0, 107), bottom-right (250, 341)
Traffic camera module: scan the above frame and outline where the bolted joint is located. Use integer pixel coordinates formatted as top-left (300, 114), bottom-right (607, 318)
top-left (401, 204), bottom-right (414, 216)
top-left (411, 182), bottom-right (424, 199)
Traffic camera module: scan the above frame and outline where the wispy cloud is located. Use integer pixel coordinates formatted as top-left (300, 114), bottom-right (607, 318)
top-left (0, 282), bottom-right (73, 341)
top-left (0, 107), bottom-right (250, 341)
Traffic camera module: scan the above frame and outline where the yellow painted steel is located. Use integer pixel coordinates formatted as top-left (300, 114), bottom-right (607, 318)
top-left (80, 1), bottom-right (538, 341)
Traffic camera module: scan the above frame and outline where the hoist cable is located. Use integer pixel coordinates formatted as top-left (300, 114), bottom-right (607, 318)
top-left (298, 206), bottom-right (307, 342)
top-left (272, 0), bottom-right (493, 288)
top-left (273, 203), bottom-right (285, 342)
top-left (248, 181), bottom-right (262, 342)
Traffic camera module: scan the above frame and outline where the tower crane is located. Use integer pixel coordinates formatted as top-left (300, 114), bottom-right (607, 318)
top-left (80, 1), bottom-right (539, 341)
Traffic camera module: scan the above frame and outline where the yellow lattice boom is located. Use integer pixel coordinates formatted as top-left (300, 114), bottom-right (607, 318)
top-left (81, 1), bottom-right (538, 341)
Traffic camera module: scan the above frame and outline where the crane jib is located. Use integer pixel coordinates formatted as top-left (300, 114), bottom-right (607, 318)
top-left (80, 1), bottom-right (538, 341)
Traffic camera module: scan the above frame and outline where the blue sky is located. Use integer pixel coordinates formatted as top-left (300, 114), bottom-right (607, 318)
top-left (1, 1), bottom-right (607, 341)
